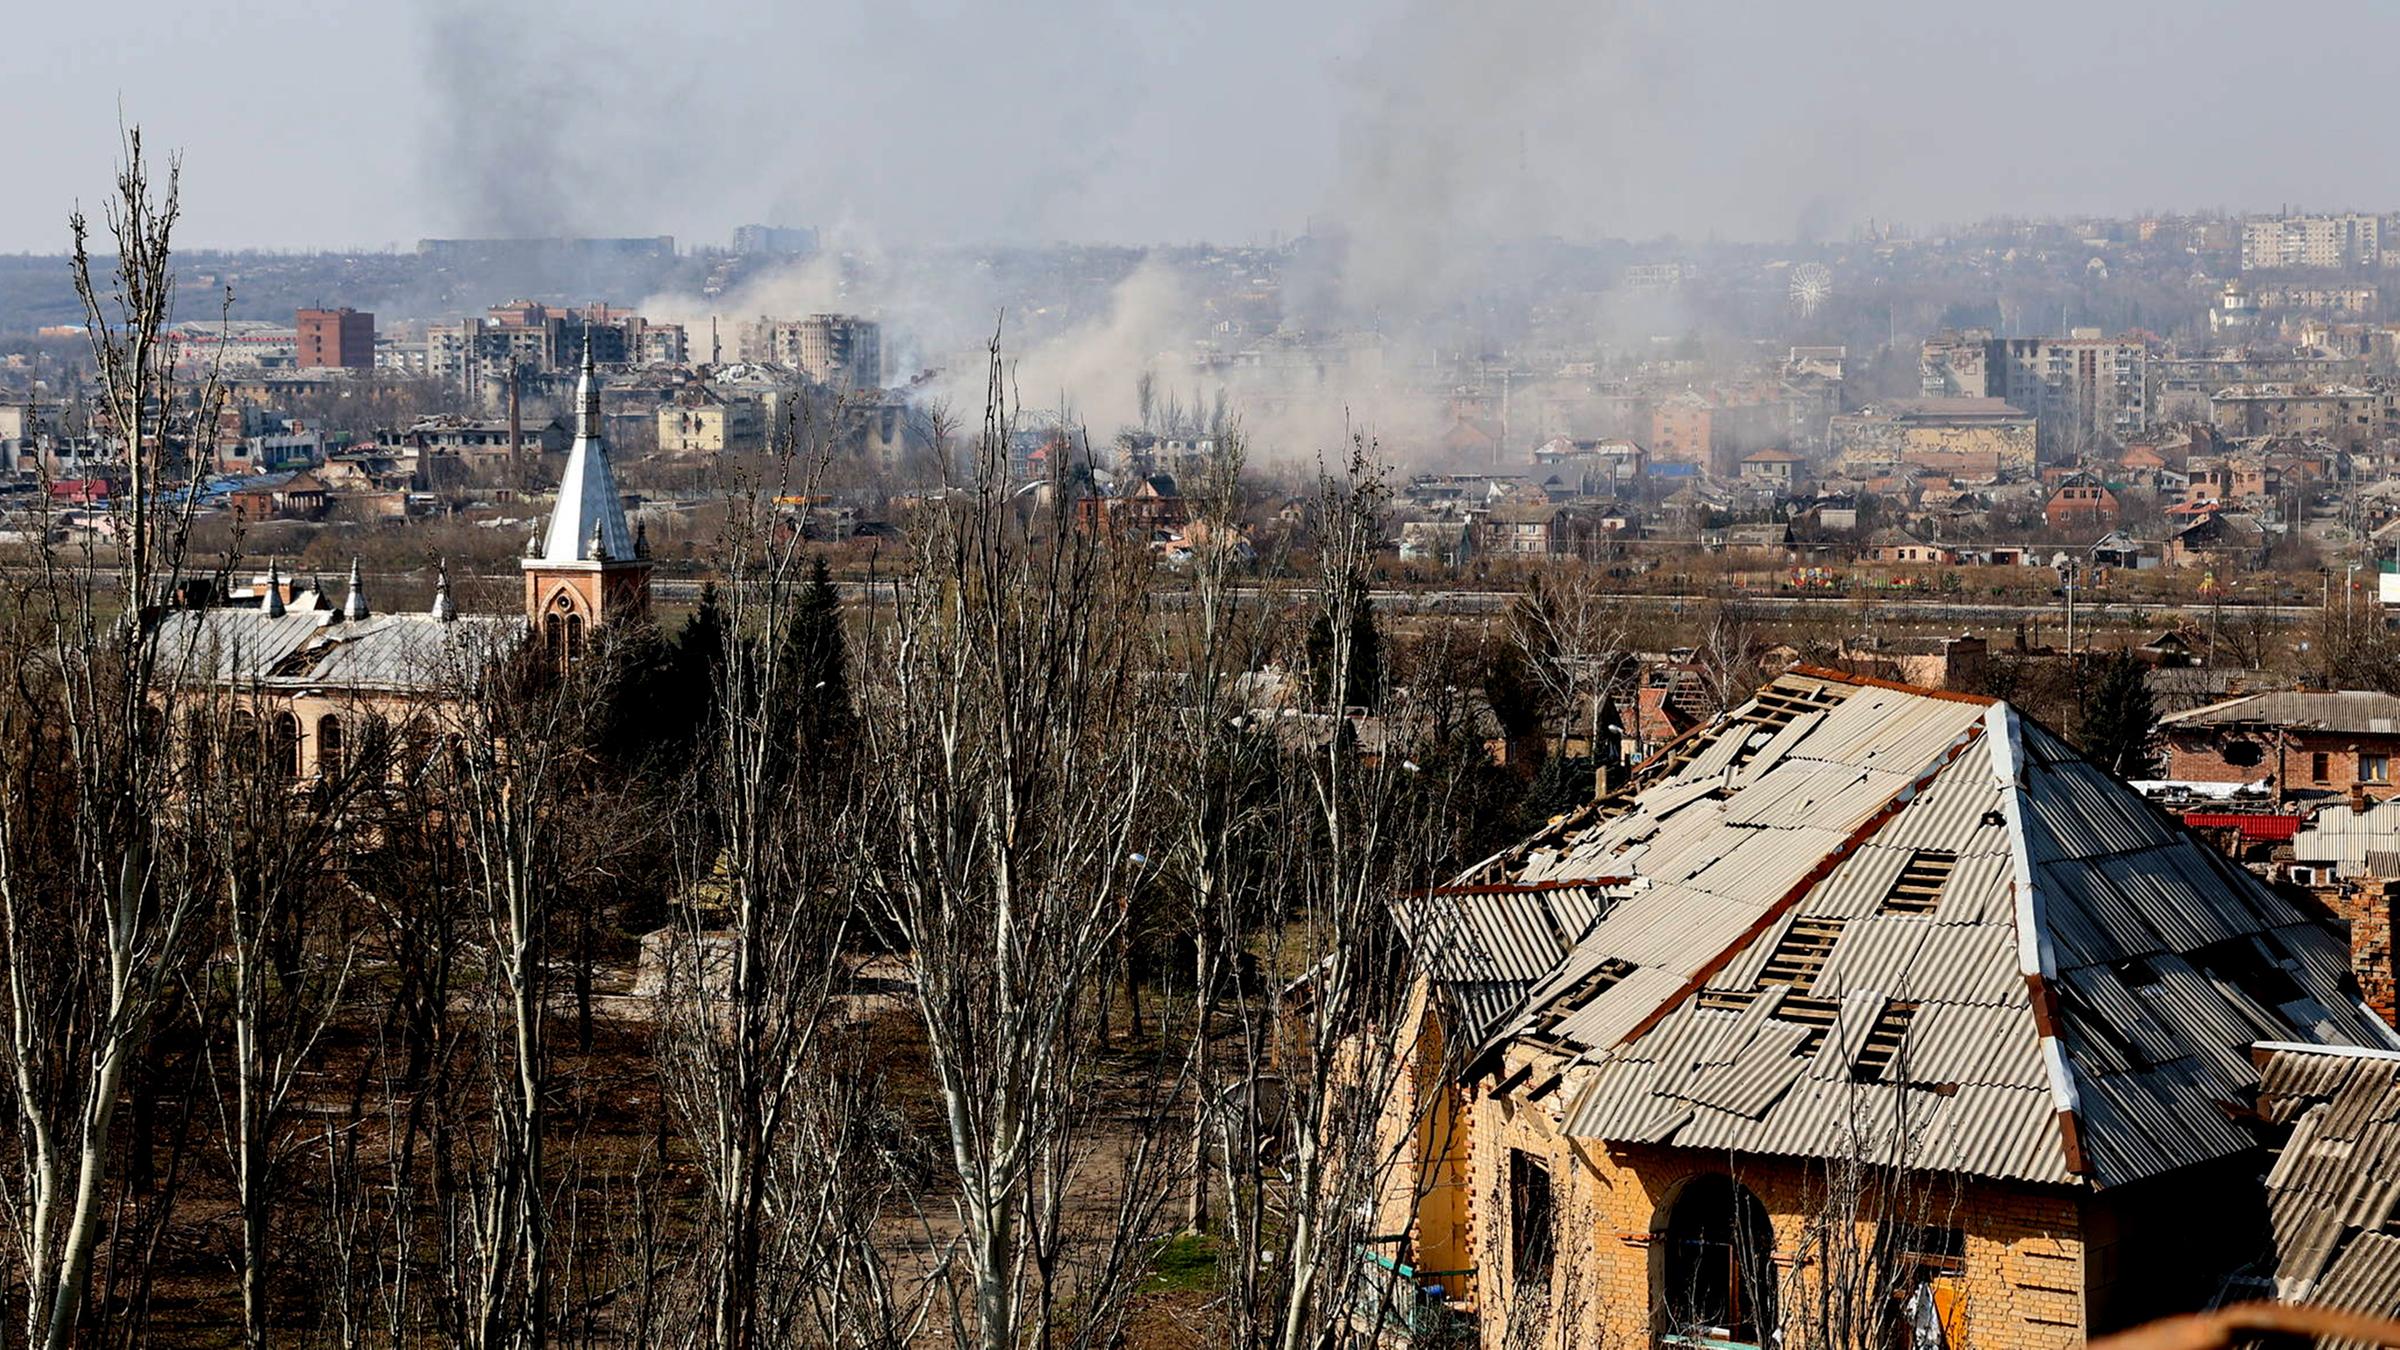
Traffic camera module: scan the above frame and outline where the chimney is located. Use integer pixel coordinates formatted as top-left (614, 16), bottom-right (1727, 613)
top-left (2342, 878), bottom-right (2399, 1028)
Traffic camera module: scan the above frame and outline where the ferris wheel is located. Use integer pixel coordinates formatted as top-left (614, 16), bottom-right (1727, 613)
top-left (1789, 263), bottom-right (1833, 317)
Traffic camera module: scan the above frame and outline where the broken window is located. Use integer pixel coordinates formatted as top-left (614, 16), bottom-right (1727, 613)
top-left (1878, 851), bottom-right (1958, 915)
top-left (1510, 1149), bottom-right (1555, 1293)
top-left (1878, 1223), bottom-right (1968, 1350)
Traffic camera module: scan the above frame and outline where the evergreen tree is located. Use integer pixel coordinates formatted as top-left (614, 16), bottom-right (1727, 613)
top-left (788, 555), bottom-right (853, 750)
top-left (2077, 650), bottom-right (2157, 779)
top-left (1305, 592), bottom-right (1382, 710)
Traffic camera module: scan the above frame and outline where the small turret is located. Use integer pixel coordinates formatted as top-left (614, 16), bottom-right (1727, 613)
top-left (342, 558), bottom-right (369, 621)
top-left (264, 561), bottom-right (285, 618)
top-left (430, 559), bottom-right (456, 622)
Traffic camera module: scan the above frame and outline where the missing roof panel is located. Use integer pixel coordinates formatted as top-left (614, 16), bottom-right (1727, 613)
top-left (1850, 1000), bottom-right (1921, 1082)
top-left (1757, 917), bottom-right (1846, 994)
top-left (1878, 849), bottom-right (1957, 915)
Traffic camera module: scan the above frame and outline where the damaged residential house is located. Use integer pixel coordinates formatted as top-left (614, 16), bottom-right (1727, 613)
top-left (1385, 669), bottom-right (2396, 1350)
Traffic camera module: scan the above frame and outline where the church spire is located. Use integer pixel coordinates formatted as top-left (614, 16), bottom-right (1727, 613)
top-left (264, 561), bottom-right (285, 618)
top-left (534, 338), bottom-right (636, 564)
top-left (574, 339), bottom-right (602, 442)
top-left (430, 559), bottom-right (456, 622)
top-left (342, 557), bottom-right (369, 621)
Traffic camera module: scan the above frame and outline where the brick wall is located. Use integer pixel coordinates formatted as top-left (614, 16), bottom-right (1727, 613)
top-left (2334, 878), bottom-right (2398, 1026)
top-left (1459, 1065), bottom-right (2088, 1350)
top-left (2164, 729), bottom-right (2400, 801)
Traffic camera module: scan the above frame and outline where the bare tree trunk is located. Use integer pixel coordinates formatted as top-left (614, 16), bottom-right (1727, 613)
top-left (0, 125), bottom-right (220, 1350)
top-left (857, 336), bottom-right (1188, 1350)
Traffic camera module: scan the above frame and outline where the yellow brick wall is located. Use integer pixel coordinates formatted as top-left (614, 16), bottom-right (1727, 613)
top-left (1459, 1069), bottom-right (2089, 1350)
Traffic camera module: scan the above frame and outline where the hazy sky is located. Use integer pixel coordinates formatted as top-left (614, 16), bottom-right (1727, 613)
top-left (5, 0), bottom-right (2399, 254)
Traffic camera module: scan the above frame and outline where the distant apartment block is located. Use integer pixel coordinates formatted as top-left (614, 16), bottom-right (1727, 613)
top-left (738, 314), bottom-right (883, 393)
top-left (2207, 382), bottom-right (2384, 449)
top-left (731, 224), bottom-right (819, 257)
top-left (1920, 328), bottom-right (2146, 455)
top-left (414, 236), bottom-right (677, 264)
top-left (1831, 397), bottom-right (2037, 477)
top-left (2240, 214), bottom-right (2381, 270)
top-left (295, 308), bottom-right (374, 370)
top-left (427, 301), bottom-right (686, 385)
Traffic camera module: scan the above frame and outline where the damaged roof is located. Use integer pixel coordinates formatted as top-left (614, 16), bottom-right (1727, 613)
top-left (1409, 670), bottom-right (2395, 1190)
top-left (2254, 1041), bottom-right (2400, 1332)
top-left (2161, 690), bottom-right (2400, 736)
top-left (152, 608), bottom-right (524, 694)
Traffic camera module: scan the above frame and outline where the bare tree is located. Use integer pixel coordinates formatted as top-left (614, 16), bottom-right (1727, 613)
top-left (1208, 443), bottom-right (1464, 1350)
top-left (1155, 427), bottom-right (1283, 1236)
top-left (856, 337), bottom-right (1184, 1350)
top-left (437, 641), bottom-right (620, 1350)
top-left (1505, 568), bottom-right (1637, 770)
top-left (0, 126), bottom-right (224, 1350)
top-left (187, 683), bottom-right (375, 1350)
top-left (654, 430), bottom-right (923, 1348)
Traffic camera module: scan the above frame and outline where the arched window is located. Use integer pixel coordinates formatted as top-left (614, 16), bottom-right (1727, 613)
top-left (566, 613), bottom-right (584, 661)
top-left (1657, 1174), bottom-right (1777, 1347)
top-left (269, 712), bottom-right (301, 781)
top-left (544, 613), bottom-right (564, 663)
top-left (229, 707), bottom-right (258, 765)
top-left (317, 714), bottom-right (343, 781)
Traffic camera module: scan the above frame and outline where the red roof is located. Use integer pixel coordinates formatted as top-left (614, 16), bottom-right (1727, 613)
top-left (2182, 811), bottom-right (2300, 841)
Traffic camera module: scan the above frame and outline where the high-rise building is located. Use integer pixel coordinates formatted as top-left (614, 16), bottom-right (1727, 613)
top-left (1919, 329), bottom-right (2146, 458)
top-left (2240, 214), bottom-right (2381, 271)
top-left (731, 224), bottom-right (819, 257)
top-left (295, 308), bottom-right (375, 369)
top-left (739, 314), bottom-right (883, 393)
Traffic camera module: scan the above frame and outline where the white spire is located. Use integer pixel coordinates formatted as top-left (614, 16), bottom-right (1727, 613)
top-left (342, 558), bottom-right (369, 621)
top-left (535, 339), bottom-right (637, 564)
top-left (430, 559), bottom-right (456, 621)
top-left (264, 561), bottom-right (285, 617)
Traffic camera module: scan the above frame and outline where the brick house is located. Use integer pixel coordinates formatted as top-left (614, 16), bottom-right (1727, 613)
top-left (1481, 503), bottom-right (1597, 558)
top-left (1385, 670), bottom-right (2391, 1350)
top-left (2042, 472), bottom-right (2121, 532)
top-left (2159, 690), bottom-right (2400, 804)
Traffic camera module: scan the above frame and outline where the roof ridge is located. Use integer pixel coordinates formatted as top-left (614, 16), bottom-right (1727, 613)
top-left (1988, 703), bottom-right (2091, 1181)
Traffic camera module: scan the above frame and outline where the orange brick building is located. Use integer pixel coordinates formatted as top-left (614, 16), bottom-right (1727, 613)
top-left (2158, 690), bottom-right (2400, 805)
top-left (296, 307), bottom-right (375, 369)
top-left (1387, 671), bottom-right (2392, 1349)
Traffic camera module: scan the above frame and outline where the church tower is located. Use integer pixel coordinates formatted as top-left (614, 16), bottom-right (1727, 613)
top-left (522, 344), bottom-right (650, 659)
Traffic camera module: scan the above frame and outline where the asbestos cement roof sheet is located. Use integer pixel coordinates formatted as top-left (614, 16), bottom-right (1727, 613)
top-left (1547, 967), bottom-right (1690, 1051)
top-left (1415, 671), bottom-right (2395, 1193)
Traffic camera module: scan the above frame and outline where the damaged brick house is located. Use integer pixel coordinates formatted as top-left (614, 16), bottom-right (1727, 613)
top-left (1386, 670), bottom-right (2395, 1350)
top-left (2159, 691), bottom-right (2400, 806)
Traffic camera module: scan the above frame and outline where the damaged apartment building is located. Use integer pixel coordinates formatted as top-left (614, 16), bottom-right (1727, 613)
top-left (1385, 670), bottom-right (2398, 1350)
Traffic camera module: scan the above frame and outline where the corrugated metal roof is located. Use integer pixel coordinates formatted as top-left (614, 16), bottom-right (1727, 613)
top-left (151, 608), bottom-right (523, 694)
top-left (2315, 1234), bottom-right (2400, 1349)
top-left (1405, 671), bottom-right (2393, 1192)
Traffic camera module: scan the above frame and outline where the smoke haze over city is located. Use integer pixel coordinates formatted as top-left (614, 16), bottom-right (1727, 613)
top-left (11, 0), bottom-right (2400, 255)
